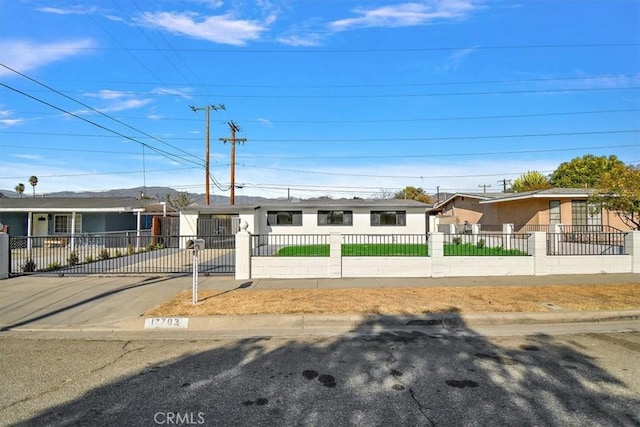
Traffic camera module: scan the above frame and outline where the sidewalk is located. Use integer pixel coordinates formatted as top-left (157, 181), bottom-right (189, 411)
top-left (1, 273), bottom-right (639, 335)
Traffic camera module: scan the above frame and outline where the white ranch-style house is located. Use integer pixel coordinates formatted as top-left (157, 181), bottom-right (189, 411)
top-left (179, 199), bottom-right (431, 238)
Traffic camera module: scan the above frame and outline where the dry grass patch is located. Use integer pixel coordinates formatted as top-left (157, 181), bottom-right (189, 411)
top-left (145, 283), bottom-right (640, 317)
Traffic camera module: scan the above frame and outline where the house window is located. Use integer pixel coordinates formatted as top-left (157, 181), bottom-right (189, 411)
top-left (267, 211), bottom-right (302, 226)
top-left (571, 200), bottom-right (601, 227)
top-left (370, 211), bottom-right (406, 226)
top-left (318, 210), bottom-right (353, 226)
top-left (54, 214), bottom-right (82, 234)
top-left (549, 200), bottom-right (561, 225)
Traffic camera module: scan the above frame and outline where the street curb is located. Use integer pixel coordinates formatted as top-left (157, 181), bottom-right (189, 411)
top-left (108, 309), bottom-right (640, 332)
top-left (3, 310), bottom-right (638, 335)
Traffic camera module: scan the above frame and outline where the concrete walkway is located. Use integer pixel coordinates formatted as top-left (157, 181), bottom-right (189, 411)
top-left (1, 273), bottom-right (639, 334)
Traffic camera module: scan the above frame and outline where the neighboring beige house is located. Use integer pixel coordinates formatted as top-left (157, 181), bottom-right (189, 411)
top-left (430, 188), bottom-right (633, 231)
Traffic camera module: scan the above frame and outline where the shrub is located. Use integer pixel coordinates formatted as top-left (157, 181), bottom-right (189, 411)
top-left (99, 249), bottom-right (110, 260)
top-left (452, 236), bottom-right (462, 245)
top-left (22, 259), bottom-right (36, 272)
top-left (67, 251), bottom-right (80, 266)
top-left (127, 244), bottom-right (135, 255)
top-left (85, 255), bottom-right (94, 263)
top-left (476, 239), bottom-right (486, 249)
top-left (114, 249), bottom-right (123, 257)
top-left (47, 262), bottom-right (62, 270)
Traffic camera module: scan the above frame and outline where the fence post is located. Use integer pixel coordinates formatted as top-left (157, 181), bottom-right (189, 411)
top-left (329, 232), bottom-right (342, 278)
top-left (449, 224), bottom-right (456, 235)
top-left (528, 231), bottom-right (547, 275)
top-left (235, 222), bottom-right (252, 280)
top-left (503, 223), bottom-right (514, 251)
top-left (0, 233), bottom-right (8, 279)
top-left (549, 223), bottom-right (562, 255)
top-left (625, 231), bottom-right (640, 273)
top-left (430, 232), bottom-right (444, 277)
top-left (471, 224), bottom-right (480, 245)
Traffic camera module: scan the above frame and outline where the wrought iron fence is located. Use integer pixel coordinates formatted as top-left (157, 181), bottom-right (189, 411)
top-left (516, 224), bottom-right (550, 233)
top-left (547, 232), bottom-right (627, 255)
top-left (252, 234), bottom-right (330, 256)
top-left (9, 234), bottom-right (235, 275)
top-left (444, 233), bottom-right (530, 256)
top-left (342, 234), bottom-right (429, 256)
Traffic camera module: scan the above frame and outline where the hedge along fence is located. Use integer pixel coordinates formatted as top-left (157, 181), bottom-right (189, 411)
top-left (443, 233), bottom-right (530, 256)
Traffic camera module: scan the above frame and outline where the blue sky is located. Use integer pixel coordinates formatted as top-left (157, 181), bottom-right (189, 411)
top-left (1, 0), bottom-right (639, 200)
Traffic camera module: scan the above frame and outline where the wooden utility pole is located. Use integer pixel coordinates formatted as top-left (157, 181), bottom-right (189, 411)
top-left (497, 179), bottom-right (511, 192)
top-left (220, 121), bottom-right (246, 205)
top-left (478, 184), bottom-right (491, 194)
top-left (190, 104), bottom-right (225, 205)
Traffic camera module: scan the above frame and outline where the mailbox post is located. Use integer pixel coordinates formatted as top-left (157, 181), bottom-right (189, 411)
top-left (187, 239), bottom-right (205, 304)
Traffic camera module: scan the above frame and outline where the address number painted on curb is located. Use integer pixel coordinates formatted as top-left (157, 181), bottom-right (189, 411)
top-left (144, 318), bottom-right (189, 329)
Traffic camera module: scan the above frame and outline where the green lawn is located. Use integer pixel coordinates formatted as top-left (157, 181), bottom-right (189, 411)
top-left (275, 243), bottom-right (527, 257)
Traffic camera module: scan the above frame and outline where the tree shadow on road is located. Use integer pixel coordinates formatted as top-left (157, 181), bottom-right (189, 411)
top-left (7, 314), bottom-right (640, 426)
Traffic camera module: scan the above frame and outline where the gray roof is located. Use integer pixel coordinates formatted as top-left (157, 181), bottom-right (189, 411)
top-left (480, 188), bottom-right (596, 204)
top-left (0, 197), bottom-right (163, 212)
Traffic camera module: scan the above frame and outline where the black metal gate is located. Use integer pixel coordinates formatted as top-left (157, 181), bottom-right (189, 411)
top-left (8, 233), bottom-right (236, 276)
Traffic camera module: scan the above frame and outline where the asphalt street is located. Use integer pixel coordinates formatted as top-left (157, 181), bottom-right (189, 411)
top-left (1, 331), bottom-right (639, 426)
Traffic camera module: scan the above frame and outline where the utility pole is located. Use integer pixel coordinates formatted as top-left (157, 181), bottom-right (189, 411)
top-left (497, 179), bottom-right (511, 193)
top-left (478, 184), bottom-right (491, 194)
top-left (190, 104), bottom-right (225, 205)
top-left (220, 121), bottom-right (247, 205)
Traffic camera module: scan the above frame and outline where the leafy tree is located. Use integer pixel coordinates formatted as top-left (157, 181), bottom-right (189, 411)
top-left (394, 186), bottom-right (433, 204)
top-left (28, 176), bottom-right (38, 197)
top-left (15, 183), bottom-right (25, 197)
top-left (550, 154), bottom-right (625, 188)
top-left (161, 192), bottom-right (194, 210)
top-left (511, 171), bottom-right (552, 192)
top-left (590, 164), bottom-right (640, 230)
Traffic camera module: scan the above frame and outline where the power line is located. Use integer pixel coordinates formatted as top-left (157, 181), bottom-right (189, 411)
top-left (51, 42), bottom-right (640, 54)
top-left (35, 72), bottom-right (640, 89)
top-left (3, 138), bottom-right (638, 162)
top-left (0, 81), bottom-right (201, 168)
top-left (0, 63), bottom-right (204, 166)
top-left (248, 129), bottom-right (640, 143)
top-left (22, 84), bottom-right (640, 99)
top-left (12, 107), bottom-right (640, 125)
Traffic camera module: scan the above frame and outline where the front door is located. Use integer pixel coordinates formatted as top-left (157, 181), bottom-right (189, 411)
top-left (33, 214), bottom-right (48, 236)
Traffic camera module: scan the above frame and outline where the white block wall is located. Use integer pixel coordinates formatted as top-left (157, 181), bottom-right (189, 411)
top-left (434, 257), bottom-right (534, 277)
top-left (251, 257), bottom-right (331, 279)
top-left (235, 231), bottom-right (640, 279)
top-left (342, 257), bottom-right (431, 278)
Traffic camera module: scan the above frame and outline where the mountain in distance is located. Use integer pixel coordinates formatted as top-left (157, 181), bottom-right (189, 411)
top-left (0, 186), bottom-right (269, 205)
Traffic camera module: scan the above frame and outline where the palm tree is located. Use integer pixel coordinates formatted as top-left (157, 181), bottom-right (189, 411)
top-left (15, 183), bottom-right (25, 197)
top-left (28, 176), bottom-right (38, 198)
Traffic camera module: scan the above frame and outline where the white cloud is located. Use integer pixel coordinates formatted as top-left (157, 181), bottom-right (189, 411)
top-left (151, 87), bottom-right (193, 99)
top-left (0, 108), bottom-right (23, 127)
top-left (141, 11), bottom-right (266, 46)
top-left (276, 33), bottom-right (323, 47)
top-left (98, 99), bottom-right (153, 113)
top-left (12, 154), bottom-right (42, 160)
top-left (0, 118), bottom-right (24, 126)
top-left (147, 114), bottom-right (166, 120)
top-left (329, 1), bottom-right (479, 31)
top-left (36, 6), bottom-right (97, 15)
top-left (435, 47), bottom-right (476, 73)
top-left (256, 118), bottom-right (273, 127)
top-left (83, 90), bottom-right (132, 100)
top-left (0, 39), bottom-right (96, 77)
